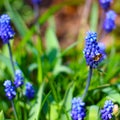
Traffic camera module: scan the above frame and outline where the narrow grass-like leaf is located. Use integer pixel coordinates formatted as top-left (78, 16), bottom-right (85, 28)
top-left (90, 1), bottom-right (98, 31)
top-left (0, 111), bottom-right (5, 120)
top-left (4, 0), bottom-right (28, 37)
top-left (88, 105), bottom-right (99, 120)
top-left (50, 102), bottom-right (60, 120)
top-left (28, 82), bottom-right (45, 120)
top-left (0, 54), bottom-right (13, 77)
top-left (45, 17), bottom-right (60, 55)
top-left (61, 83), bottom-right (74, 119)
top-left (37, 54), bottom-right (42, 84)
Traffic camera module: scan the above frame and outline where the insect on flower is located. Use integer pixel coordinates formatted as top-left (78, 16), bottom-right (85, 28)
top-left (93, 53), bottom-right (102, 61)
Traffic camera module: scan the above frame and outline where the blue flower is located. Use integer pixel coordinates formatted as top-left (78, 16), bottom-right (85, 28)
top-left (14, 70), bottom-right (24, 88)
top-left (71, 97), bottom-right (86, 120)
top-left (103, 18), bottom-right (116, 32)
top-left (32, 0), bottom-right (42, 5)
top-left (103, 10), bottom-right (117, 33)
top-left (0, 14), bottom-right (10, 24)
top-left (99, 0), bottom-right (112, 11)
top-left (0, 14), bottom-right (15, 44)
top-left (25, 82), bottom-right (35, 99)
top-left (83, 31), bottom-right (106, 68)
top-left (106, 10), bottom-right (117, 21)
top-left (3, 80), bottom-right (16, 100)
top-left (100, 100), bottom-right (114, 120)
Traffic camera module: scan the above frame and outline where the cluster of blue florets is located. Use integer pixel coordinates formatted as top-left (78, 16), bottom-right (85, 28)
top-left (103, 10), bottom-right (117, 32)
top-left (14, 70), bottom-right (24, 88)
top-left (25, 82), bottom-right (35, 99)
top-left (0, 14), bottom-right (15, 44)
top-left (99, 0), bottom-right (112, 11)
top-left (71, 99), bottom-right (114, 120)
top-left (83, 31), bottom-right (106, 68)
top-left (71, 97), bottom-right (86, 120)
top-left (99, 0), bottom-right (117, 33)
top-left (32, 0), bottom-right (42, 5)
top-left (100, 100), bottom-right (114, 120)
top-left (3, 69), bottom-right (35, 100)
top-left (3, 80), bottom-right (16, 100)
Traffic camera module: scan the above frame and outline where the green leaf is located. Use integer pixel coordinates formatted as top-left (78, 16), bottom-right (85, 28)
top-left (88, 105), bottom-right (99, 120)
top-left (0, 53), bottom-right (13, 77)
top-left (49, 102), bottom-right (59, 120)
top-left (61, 83), bottom-right (74, 119)
top-left (45, 17), bottom-right (60, 55)
top-left (63, 84), bottom-right (74, 111)
top-left (53, 65), bottom-right (73, 76)
top-left (37, 54), bottom-right (42, 84)
top-left (107, 93), bottom-right (120, 104)
top-left (28, 82), bottom-right (45, 120)
top-left (90, 1), bottom-right (98, 31)
top-left (4, 0), bottom-right (28, 37)
top-left (0, 111), bottom-right (5, 120)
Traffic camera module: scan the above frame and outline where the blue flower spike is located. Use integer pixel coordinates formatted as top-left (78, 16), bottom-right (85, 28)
top-left (0, 14), bottom-right (15, 44)
top-left (25, 82), bottom-right (35, 99)
top-left (103, 10), bottom-right (117, 33)
top-left (32, 0), bottom-right (42, 5)
top-left (71, 97), bottom-right (86, 120)
top-left (99, 0), bottom-right (112, 11)
top-left (106, 10), bottom-right (117, 21)
top-left (83, 31), bottom-right (106, 68)
top-left (100, 100), bottom-right (114, 120)
top-left (14, 70), bottom-right (24, 88)
top-left (3, 80), bottom-right (16, 100)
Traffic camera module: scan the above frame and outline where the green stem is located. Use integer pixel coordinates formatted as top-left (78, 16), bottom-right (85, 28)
top-left (82, 66), bottom-right (93, 100)
top-left (7, 42), bottom-right (15, 75)
top-left (11, 101), bottom-right (19, 120)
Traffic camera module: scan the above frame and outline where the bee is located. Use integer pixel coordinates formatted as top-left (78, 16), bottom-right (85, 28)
top-left (93, 54), bottom-right (102, 61)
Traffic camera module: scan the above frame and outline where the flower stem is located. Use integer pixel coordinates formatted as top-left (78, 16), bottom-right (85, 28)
top-left (11, 100), bottom-right (19, 120)
top-left (7, 42), bottom-right (15, 75)
top-left (82, 66), bottom-right (93, 101)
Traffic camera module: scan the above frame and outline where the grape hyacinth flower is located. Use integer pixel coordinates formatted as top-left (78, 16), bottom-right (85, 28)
top-left (99, 0), bottom-right (112, 11)
top-left (14, 70), bottom-right (24, 88)
top-left (100, 100), bottom-right (114, 120)
top-left (71, 97), bottom-right (86, 120)
top-left (25, 82), bottom-right (35, 99)
top-left (0, 14), bottom-right (15, 44)
top-left (32, 0), bottom-right (42, 5)
top-left (106, 10), bottom-right (117, 21)
top-left (83, 31), bottom-right (106, 68)
top-left (103, 10), bottom-right (117, 33)
top-left (3, 80), bottom-right (16, 100)
top-left (103, 19), bottom-right (116, 32)
top-left (82, 31), bottom-right (106, 100)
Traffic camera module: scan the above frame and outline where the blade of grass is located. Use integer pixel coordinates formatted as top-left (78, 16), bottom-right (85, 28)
top-left (28, 82), bottom-right (45, 120)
